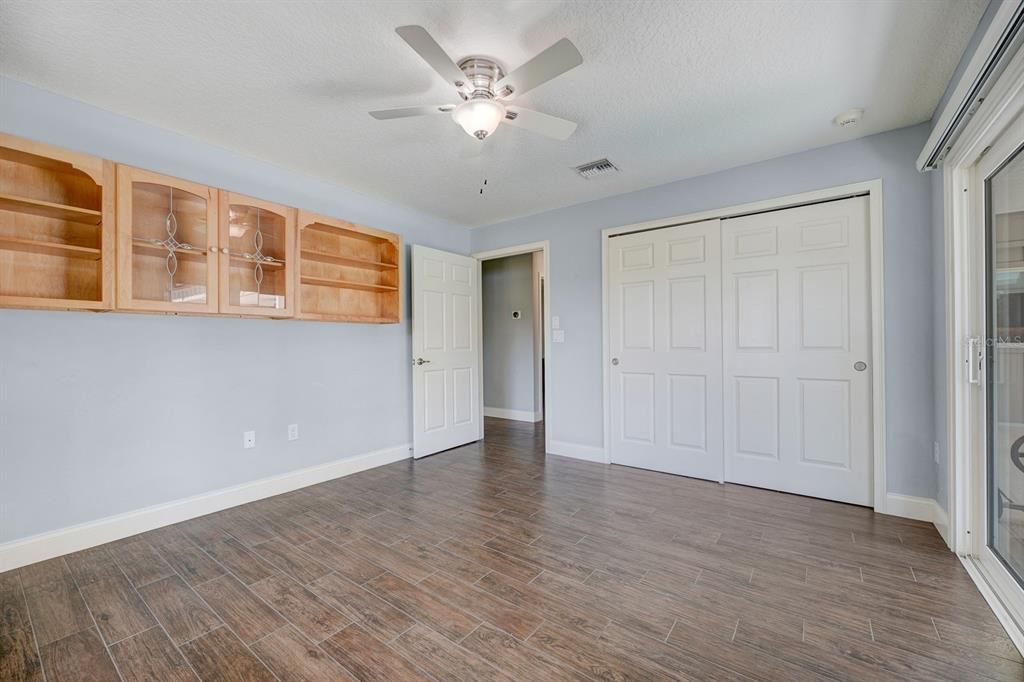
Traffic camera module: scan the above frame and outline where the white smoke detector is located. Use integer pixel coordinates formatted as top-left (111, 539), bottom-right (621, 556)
top-left (832, 108), bottom-right (864, 128)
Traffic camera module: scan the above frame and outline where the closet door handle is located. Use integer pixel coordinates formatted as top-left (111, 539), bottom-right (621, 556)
top-left (611, 357), bottom-right (619, 366)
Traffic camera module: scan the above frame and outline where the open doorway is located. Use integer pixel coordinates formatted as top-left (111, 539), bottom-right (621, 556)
top-left (474, 242), bottom-right (550, 452)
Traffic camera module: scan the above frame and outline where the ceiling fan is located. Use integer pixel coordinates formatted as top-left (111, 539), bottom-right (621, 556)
top-left (369, 25), bottom-right (583, 141)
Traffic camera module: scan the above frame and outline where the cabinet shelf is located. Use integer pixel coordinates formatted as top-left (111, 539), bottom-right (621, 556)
top-left (0, 193), bottom-right (103, 225)
top-left (0, 236), bottom-right (102, 260)
top-left (0, 146), bottom-right (81, 174)
top-left (299, 249), bottom-right (396, 270)
top-left (132, 238), bottom-right (208, 261)
top-left (300, 276), bottom-right (398, 292)
top-left (304, 221), bottom-right (392, 243)
top-left (229, 253), bottom-right (285, 270)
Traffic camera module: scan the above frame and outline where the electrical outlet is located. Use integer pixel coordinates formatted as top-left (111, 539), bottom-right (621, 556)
top-left (243, 431), bottom-right (256, 449)
top-left (288, 424), bottom-right (299, 441)
top-left (553, 329), bottom-right (565, 343)
top-left (933, 441), bottom-right (940, 464)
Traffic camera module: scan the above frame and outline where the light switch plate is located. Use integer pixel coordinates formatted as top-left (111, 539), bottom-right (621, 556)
top-left (553, 330), bottom-right (565, 343)
top-left (552, 316), bottom-right (561, 329)
top-left (288, 424), bottom-right (299, 441)
top-left (243, 431), bottom-right (256, 449)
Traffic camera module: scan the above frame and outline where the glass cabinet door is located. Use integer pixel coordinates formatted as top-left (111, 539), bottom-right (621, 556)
top-left (219, 193), bottom-right (295, 317)
top-left (116, 166), bottom-right (218, 313)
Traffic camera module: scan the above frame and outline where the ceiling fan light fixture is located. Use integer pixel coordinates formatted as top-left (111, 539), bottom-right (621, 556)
top-left (452, 98), bottom-right (505, 140)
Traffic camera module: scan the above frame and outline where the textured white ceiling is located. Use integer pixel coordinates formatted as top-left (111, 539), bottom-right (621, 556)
top-left (0, 0), bottom-right (985, 227)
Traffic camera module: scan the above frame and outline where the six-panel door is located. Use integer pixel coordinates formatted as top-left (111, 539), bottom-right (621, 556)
top-left (412, 244), bottom-right (481, 458)
top-left (721, 196), bottom-right (872, 505)
top-left (608, 219), bottom-right (725, 481)
top-left (116, 166), bottom-right (219, 314)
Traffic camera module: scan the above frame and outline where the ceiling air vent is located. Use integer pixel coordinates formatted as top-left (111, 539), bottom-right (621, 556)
top-left (574, 158), bottom-right (619, 179)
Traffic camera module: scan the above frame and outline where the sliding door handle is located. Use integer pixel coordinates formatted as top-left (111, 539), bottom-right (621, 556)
top-left (967, 337), bottom-right (982, 385)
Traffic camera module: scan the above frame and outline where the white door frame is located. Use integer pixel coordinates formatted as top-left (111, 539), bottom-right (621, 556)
top-left (943, 39), bottom-right (1024, 654)
top-left (472, 241), bottom-right (552, 455)
top-left (601, 180), bottom-right (887, 512)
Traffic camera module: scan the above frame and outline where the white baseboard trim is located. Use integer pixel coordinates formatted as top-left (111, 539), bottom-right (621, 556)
top-left (884, 493), bottom-right (937, 522)
top-left (883, 493), bottom-right (952, 547)
top-left (483, 407), bottom-right (542, 422)
top-left (547, 440), bottom-right (607, 463)
top-left (0, 443), bottom-right (410, 572)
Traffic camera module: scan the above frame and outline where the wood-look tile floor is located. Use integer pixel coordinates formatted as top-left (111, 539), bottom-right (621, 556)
top-left (2, 418), bottom-right (1021, 681)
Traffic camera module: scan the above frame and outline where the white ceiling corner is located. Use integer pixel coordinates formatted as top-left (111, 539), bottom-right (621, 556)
top-left (0, 0), bottom-right (986, 228)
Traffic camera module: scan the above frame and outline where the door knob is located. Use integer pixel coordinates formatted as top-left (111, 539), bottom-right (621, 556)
top-left (854, 361), bottom-right (867, 372)
top-left (611, 357), bottom-right (619, 366)
top-left (415, 358), bottom-right (431, 366)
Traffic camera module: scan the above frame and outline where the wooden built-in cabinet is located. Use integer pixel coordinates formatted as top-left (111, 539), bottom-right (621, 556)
top-left (0, 133), bottom-right (401, 323)
top-left (117, 166), bottom-right (219, 314)
top-left (0, 133), bottom-right (114, 310)
top-left (219, 193), bottom-right (295, 318)
top-left (297, 211), bottom-right (401, 323)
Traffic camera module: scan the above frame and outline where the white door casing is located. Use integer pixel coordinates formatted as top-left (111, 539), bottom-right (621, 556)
top-left (608, 219), bottom-right (725, 481)
top-left (722, 196), bottom-right (872, 505)
top-left (412, 245), bottom-right (481, 458)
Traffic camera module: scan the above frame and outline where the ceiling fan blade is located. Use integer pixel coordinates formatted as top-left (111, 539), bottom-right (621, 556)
top-left (503, 106), bottom-right (577, 140)
top-left (395, 26), bottom-right (467, 91)
top-left (496, 38), bottom-right (582, 99)
top-left (369, 105), bottom-right (454, 120)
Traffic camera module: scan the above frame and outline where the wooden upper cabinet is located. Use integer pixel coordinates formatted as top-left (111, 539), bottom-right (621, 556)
top-left (296, 210), bottom-right (401, 323)
top-left (116, 165), bottom-right (219, 314)
top-left (219, 192), bottom-right (295, 318)
top-left (0, 134), bottom-right (403, 324)
top-left (0, 133), bottom-right (115, 310)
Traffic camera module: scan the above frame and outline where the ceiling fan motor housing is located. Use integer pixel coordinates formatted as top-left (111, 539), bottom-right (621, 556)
top-left (456, 57), bottom-right (506, 100)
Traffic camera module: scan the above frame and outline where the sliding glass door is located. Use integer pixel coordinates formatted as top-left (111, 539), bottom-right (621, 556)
top-left (987, 145), bottom-right (1024, 587)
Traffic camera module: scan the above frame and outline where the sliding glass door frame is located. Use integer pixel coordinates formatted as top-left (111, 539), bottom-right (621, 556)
top-left (944, 41), bottom-right (1024, 655)
top-left (968, 115), bottom-right (1024, 638)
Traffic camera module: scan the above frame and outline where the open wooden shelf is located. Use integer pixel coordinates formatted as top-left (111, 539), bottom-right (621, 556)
top-left (297, 211), bottom-right (401, 323)
top-left (304, 220), bottom-right (393, 243)
top-left (0, 193), bottom-right (103, 225)
top-left (0, 236), bottom-right (102, 260)
top-left (300, 249), bottom-right (397, 271)
top-left (300, 276), bottom-right (398, 292)
top-left (0, 133), bottom-right (114, 309)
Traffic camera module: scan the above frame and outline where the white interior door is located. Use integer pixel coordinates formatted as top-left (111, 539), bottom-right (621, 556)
top-left (412, 245), bottom-right (481, 458)
top-left (722, 196), bottom-right (872, 505)
top-left (608, 219), bottom-right (724, 481)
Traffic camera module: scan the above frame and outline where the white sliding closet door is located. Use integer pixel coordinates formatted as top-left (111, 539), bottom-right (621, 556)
top-left (721, 196), bottom-right (872, 505)
top-left (608, 220), bottom-right (724, 481)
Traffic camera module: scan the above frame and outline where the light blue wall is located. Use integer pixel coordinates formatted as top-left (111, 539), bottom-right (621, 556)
top-left (482, 254), bottom-right (536, 413)
top-left (0, 78), bottom-right (470, 544)
top-left (472, 123), bottom-right (937, 501)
